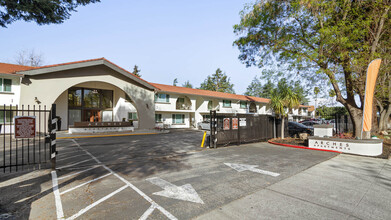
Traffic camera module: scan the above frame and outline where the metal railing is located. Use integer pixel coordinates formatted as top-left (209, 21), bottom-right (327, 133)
top-left (0, 104), bottom-right (56, 173)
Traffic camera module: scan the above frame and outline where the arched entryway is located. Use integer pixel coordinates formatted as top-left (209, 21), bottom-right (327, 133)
top-left (19, 59), bottom-right (156, 129)
top-left (176, 96), bottom-right (192, 110)
top-left (249, 102), bottom-right (257, 113)
top-left (53, 81), bottom-right (141, 130)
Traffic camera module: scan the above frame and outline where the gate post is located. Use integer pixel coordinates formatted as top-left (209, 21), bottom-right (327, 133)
top-left (237, 116), bottom-right (241, 146)
top-left (50, 104), bottom-right (57, 170)
top-left (210, 110), bottom-right (217, 148)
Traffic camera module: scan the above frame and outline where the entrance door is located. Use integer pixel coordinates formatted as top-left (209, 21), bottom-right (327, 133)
top-left (83, 110), bottom-right (101, 122)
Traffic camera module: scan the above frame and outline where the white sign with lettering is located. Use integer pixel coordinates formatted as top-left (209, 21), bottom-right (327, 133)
top-left (239, 118), bottom-right (246, 127)
top-left (308, 138), bottom-right (382, 156)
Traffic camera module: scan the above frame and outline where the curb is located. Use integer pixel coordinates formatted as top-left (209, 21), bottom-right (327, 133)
top-left (57, 132), bottom-right (159, 139)
top-left (268, 140), bottom-right (341, 153)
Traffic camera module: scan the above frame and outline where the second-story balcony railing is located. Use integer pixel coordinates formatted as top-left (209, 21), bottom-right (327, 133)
top-left (176, 103), bottom-right (192, 110)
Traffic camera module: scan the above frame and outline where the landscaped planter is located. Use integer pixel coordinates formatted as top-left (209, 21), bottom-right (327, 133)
top-left (308, 136), bottom-right (383, 156)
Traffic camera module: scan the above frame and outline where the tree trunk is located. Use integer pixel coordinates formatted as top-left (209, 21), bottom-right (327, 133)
top-left (344, 104), bottom-right (363, 138)
top-left (281, 116), bottom-right (285, 139)
top-left (378, 105), bottom-right (391, 131)
top-left (371, 100), bottom-right (379, 133)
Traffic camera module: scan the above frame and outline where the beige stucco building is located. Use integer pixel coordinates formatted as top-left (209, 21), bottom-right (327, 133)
top-left (1, 58), bottom-right (156, 130)
top-left (0, 58), bottom-right (315, 133)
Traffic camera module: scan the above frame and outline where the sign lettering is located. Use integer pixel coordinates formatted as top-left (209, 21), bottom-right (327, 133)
top-left (223, 118), bottom-right (230, 130)
top-left (232, 118), bottom-right (238, 130)
top-left (14, 116), bottom-right (36, 139)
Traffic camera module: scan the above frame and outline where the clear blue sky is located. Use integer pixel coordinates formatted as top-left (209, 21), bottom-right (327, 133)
top-left (0, 0), bottom-right (264, 95)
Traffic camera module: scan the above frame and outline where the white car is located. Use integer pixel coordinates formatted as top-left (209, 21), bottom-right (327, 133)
top-left (197, 121), bottom-right (210, 130)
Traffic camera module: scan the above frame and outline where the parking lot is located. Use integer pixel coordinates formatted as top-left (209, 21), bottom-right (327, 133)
top-left (5, 130), bottom-right (390, 219)
top-left (6, 130), bottom-right (334, 219)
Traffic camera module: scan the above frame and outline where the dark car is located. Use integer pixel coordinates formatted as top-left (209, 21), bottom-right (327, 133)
top-left (301, 121), bottom-right (320, 127)
top-left (288, 121), bottom-right (313, 137)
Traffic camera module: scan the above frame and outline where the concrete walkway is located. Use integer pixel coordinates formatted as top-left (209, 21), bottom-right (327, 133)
top-left (196, 154), bottom-right (391, 220)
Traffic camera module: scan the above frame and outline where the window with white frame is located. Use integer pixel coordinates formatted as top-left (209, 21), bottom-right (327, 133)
top-left (128, 112), bottom-right (138, 120)
top-left (155, 93), bottom-right (170, 103)
top-left (208, 101), bottom-right (213, 110)
top-left (240, 101), bottom-right (247, 109)
top-left (0, 78), bottom-right (12, 92)
top-left (155, 114), bottom-right (162, 122)
top-left (0, 107), bottom-right (16, 123)
top-left (223, 100), bottom-right (231, 107)
top-left (172, 114), bottom-right (185, 124)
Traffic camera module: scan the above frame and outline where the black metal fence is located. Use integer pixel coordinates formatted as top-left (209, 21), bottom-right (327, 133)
top-left (0, 104), bottom-right (56, 173)
top-left (210, 111), bottom-right (286, 148)
top-left (334, 114), bottom-right (354, 134)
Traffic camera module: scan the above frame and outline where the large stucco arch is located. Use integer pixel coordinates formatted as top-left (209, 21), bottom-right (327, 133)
top-left (19, 64), bottom-right (155, 129)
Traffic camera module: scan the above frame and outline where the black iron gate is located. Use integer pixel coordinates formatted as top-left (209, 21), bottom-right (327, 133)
top-left (1, 104), bottom-right (57, 173)
top-left (210, 110), bottom-right (287, 148)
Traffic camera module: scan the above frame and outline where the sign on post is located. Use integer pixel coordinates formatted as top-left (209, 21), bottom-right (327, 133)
top-left (14, 116), bottom-right (36, 138)
top-left (223, 118), bottom-right (230, 130)
top-left (232, 118), bottom-right (238, 130)
top-left (239, 118), bottom-right (246, 127)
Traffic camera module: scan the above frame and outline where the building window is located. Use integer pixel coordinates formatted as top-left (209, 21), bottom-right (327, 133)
top-left (83, 89), bottom-right (101, 108)
top-left (240, 101), bottom-right (247, 109)
top-left (223, 100), bottom-right (231, 108)
top-left (0, 107), bottom-right (16, 123)
top-left (202, 115), bottom-right (210, 121)
top-left (172, 114), bottom-right (185, 124)
top-left (128, 112), bottom-right (138, 120)
top-left (155, 114), bottom-right (162, 123)
top-left (101, 90), bottom-right (113, 108)
top-left (155, 93), bottom-right (170, 103)
top-left (208, 101), bottom-right (213, 110)
top-left (0, 78), bottom-right (12, 92)
top-left (68, 88), bottom-right (82, 107)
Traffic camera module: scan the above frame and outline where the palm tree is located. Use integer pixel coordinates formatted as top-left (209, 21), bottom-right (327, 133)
top-left (269, 87), bottom-right (300, 139)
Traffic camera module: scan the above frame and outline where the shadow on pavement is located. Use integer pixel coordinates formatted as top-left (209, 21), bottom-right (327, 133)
top-left (0, 169), bottom-right (52, 219)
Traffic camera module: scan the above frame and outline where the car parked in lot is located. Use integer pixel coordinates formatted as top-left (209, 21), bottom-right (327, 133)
top-left (301, 121), bottom-right (321, 127)
top-left (197, 121), bottom-right (210, 130)
top-left (288, 121), bottom-right (313, 137)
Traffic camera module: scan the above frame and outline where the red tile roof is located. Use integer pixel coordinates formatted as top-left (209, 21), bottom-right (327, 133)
top-left (0, 63), bottom-right (35, 74)
top-left (151, 83), bottom-right (270, 103)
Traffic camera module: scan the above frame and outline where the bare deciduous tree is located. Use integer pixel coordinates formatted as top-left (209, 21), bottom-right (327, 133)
top-left (15, 49), bottom-right (44, 67)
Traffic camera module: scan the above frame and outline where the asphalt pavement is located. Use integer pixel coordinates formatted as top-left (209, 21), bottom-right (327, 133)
top-left (1, 130), bottom-right (389, 219)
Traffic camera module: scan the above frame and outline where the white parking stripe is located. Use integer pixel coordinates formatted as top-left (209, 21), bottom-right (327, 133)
top-left (60, 173), bottom-right (112, 195)
top-left (51, 171), bottom-right (65, 220)
top-left (71, 139), bottom-right (177, 220)
top-left (57, 158), bottom-right (94, 170)
top-left (58, 165), bottom-right (101, 180)
top-left (66, 185), bottom-right (128, 220)
top-left (57, 154), bottom-right (86, 162)
top-left (139, 205), bottom-right (156, 220)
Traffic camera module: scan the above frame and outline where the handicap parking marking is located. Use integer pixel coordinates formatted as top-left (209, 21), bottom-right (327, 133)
top-left (50, 139), bottom-right (178, 220)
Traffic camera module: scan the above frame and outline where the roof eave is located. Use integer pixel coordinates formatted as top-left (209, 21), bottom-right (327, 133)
top-left (16, 59), bottom-right (156, 90)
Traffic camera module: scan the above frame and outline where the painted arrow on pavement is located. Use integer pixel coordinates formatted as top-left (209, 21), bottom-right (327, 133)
top-left (224, 163), bottom-right (280, 177)
top-left (146, 177), bottom-right (204, 204)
